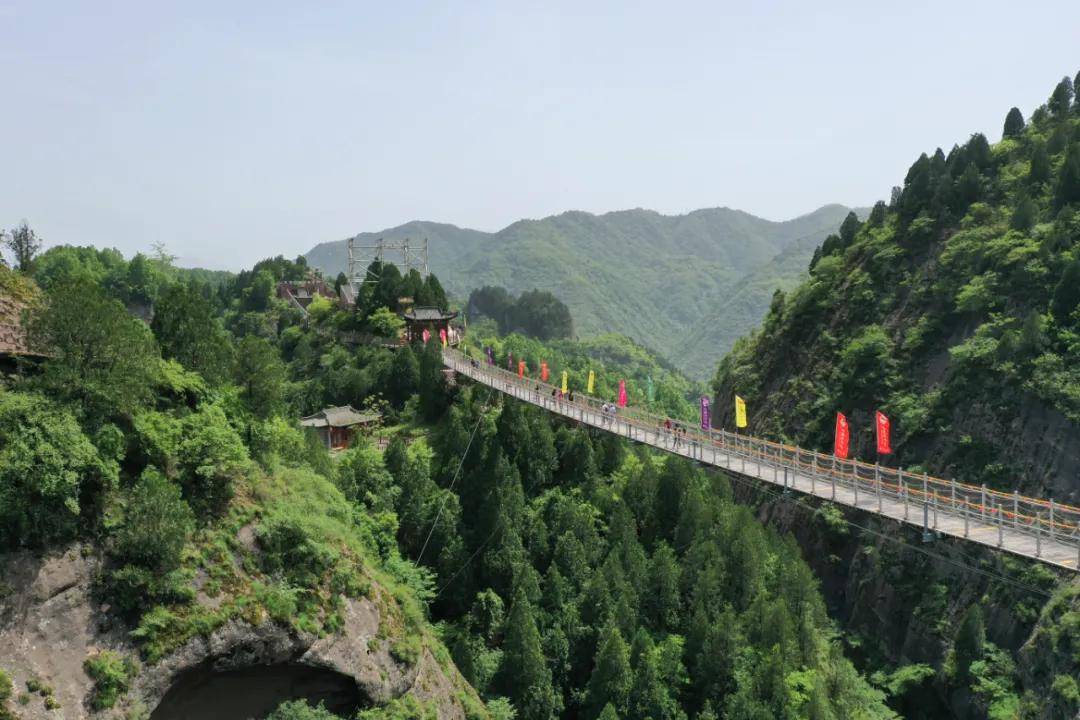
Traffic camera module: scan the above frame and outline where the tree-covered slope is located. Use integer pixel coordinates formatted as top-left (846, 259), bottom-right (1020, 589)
top-left (304, 205), bottom-right (859, 378)
top-left (712, 73), bottom-right (1080, 505)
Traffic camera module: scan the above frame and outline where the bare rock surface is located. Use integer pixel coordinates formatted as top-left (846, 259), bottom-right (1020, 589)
top-left (0, 544), bottom-right (473, 719)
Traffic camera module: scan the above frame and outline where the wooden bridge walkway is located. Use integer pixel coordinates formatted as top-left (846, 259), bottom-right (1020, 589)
top-left (443, 348), bottom-right (1080, 573)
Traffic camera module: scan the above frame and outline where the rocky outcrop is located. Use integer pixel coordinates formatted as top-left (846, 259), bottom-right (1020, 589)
top-left (0, 544), bottom-right (478, 719)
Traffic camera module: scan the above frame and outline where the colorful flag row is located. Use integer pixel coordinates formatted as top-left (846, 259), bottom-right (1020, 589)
top-left (834, 410), bottom-right (891, 459)
top-left (484, 349), bottom-right (611, 405)
top-left (730, 395), bottom-right (892, 461)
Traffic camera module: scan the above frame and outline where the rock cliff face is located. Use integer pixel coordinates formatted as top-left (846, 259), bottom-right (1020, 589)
top-left (0, 544), bottom-right (479, 719)
top-left (729, 478), bottom-right (1078, 719)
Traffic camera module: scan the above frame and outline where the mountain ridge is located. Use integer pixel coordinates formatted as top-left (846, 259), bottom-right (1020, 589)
top-left (305, 203), bottom-right (861, 377)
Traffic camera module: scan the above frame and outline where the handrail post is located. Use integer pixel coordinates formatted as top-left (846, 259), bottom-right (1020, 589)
top-left (963, 496), bottom-right (969, 537)
top-left (950, 480), bottom-right (956, 515)
top-left (875, 463), bottom-right (882, 512)
top-left (1036, 512), bottom-right (1042, 558)
top-left (811, 454), bottom-right (817, 495)
top-left (922, 496), bottom-right (930, 541)
top-left (1049, 498), bottom-right (1055, 543)
top-left (831, 456), bottom-right (837, 500)
top-left (853, 465), bottom-right (859, 506)
top-left (997, 502), bottom-right (1004, 547)
top-left (899, 468), bottom-right (906, 519)
top-left (1013, 490), bottom-right (1019, 530)
top-left (980, 484), bottom-right (987, 523)
top-left (933, 490), bottom-right (939, 530)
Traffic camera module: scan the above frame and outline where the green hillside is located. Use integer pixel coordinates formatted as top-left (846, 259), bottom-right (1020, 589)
top-left (712, 74), bottom-right (1080, 505)
top-left (304, 205), bottom-right (859, 379)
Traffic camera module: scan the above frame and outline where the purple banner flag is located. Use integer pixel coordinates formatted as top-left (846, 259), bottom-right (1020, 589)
top-left (700, 396), bottom-right (711, 430)
top-left (486, 346), bottom-right (495, 365)
top-left (507, 351), bottom-right (513, 371)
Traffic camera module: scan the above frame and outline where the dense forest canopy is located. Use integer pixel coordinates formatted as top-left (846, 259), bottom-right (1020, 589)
top-left (0, 234), bottom-right (895, 719)
top-left (468, 285), bottom-right (574, 341)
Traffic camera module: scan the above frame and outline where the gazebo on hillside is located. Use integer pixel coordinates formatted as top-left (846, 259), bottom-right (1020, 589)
top-left (299, 405), bottom-right (380, 450)
top-left (401, 307), bottom-right (459, 344)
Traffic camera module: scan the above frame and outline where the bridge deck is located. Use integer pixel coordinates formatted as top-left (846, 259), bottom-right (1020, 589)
top-left (444, 350), bottom-right (1080, 573)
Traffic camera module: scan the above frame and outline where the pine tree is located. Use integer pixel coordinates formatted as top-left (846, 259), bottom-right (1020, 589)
top-left (597, 704), bottom-right (621, 720)
top-left (628, 630), bottom-right (674, 720)
top-left (1049, 76), bottom-right (1074, 118)
top-left (867, 200), bottom-right (887, 227)
top-left (1030, 141), bottom-right (1051, 185)
top-left (645, 542), bottom-right (681, 632)
top-left (838, 211), bottom-right (861, 246)
top-left (1051, 259), bottom-right (1080, 324)
top-left (1011, 194), bottom-right (1038, 231)
top-left (387, 343), bottom-right (420, 406)
top-left (499, 589), bottom-right (561, 719)
top-left (692, 611), bottom-right (737, 711)
top-left (151, 283), bottom-right (233, 384)
top-left (953, 604), bottom-right (985, 679)
top-left (1003, 107), bottom-right (1026, 138)
top-left (1055, 142), bottom-right (1080, 209)
top-left (586, 622), bottom-right (632, 717)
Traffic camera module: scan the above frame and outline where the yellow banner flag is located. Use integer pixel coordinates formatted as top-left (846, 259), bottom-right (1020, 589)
top-left (735, 395), bottom-right (748, 428)
top-left (587, 370), bottom-right (595, 394)
top-left (561, 370), bottom-right (568, 394)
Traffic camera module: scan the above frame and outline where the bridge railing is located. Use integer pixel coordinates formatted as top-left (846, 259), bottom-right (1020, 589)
top-left (443, 348), bottom-right (1080, 551)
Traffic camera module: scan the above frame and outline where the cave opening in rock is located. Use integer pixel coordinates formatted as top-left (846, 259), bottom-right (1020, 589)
top-left (149, 663), bottom-right (366, 720)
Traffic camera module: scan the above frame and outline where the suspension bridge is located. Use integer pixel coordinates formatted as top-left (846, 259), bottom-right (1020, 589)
top-left (442, 347), bottom-right (1080, 573)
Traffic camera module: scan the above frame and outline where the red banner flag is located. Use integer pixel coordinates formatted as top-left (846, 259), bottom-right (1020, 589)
top-left (540, 361), bottom-right (549, 382)
top-left (834, 412), bottom-right (850, 459)
top-left (422, 328), bottom-right (431, 344)
top-left (875, 411), bottom-right (892, 455)
top-left (518, 360), bottom-right (526, 379)
top-left (617, 380), bottom-right (627, 408)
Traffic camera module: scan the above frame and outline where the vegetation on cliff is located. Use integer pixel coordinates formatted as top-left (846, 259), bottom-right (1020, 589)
top-left (713, 73), bottom-right (1080, 503)
top-left (711, 72), bottom-right (1080, 719)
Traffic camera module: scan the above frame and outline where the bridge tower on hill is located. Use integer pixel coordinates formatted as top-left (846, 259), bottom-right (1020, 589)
top-left (347, 237), bottom-right (429, 286)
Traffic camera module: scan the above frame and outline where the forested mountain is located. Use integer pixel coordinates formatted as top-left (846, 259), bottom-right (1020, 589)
top-left (304, 205), bottom-right (859, 378)
top-left (710, 73), bottom-right (1080, 719)
top-left (712, 73), bottom-right (1080, 504)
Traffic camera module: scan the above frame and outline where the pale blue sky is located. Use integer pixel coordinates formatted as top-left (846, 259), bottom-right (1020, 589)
top-left (2, 1), bottom-right (1078, 269)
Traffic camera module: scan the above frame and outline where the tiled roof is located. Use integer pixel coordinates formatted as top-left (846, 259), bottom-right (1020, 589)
top-left (300, 405), bottom-right (380, 428)
top-left (402, 307), bottom-right (458, 321)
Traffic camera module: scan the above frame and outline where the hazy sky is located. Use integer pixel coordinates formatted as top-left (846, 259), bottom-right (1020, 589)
top-left (2, 1), bottom-right (1079, 269)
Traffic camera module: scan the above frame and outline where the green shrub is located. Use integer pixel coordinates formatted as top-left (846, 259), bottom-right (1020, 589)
top-left (176, 404), bottom-right (249, 516)
top-left (84, 650), bottom-right (137, 710)
top-left (1051, 674), bottom-right (1080, 708)
top-left (0, 392), bottom-right (110, 549)
top-left (257, 517), bottom-right (339, 588)
top-left (390, 635), bottom-right (423, 667)
top-left (113, 468), bottom-right (194, 571)
top-left (266, 700), bottom-right (345, 719)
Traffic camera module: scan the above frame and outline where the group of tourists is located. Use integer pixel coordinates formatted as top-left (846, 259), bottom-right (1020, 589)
top-left (599, 402), bottom-right (619, 425)
top-left (661, 417), bottom-right (689, 448)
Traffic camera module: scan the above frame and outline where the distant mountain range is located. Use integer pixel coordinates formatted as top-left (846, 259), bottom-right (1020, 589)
top-left (304, 204), bottom-right (859, 378)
